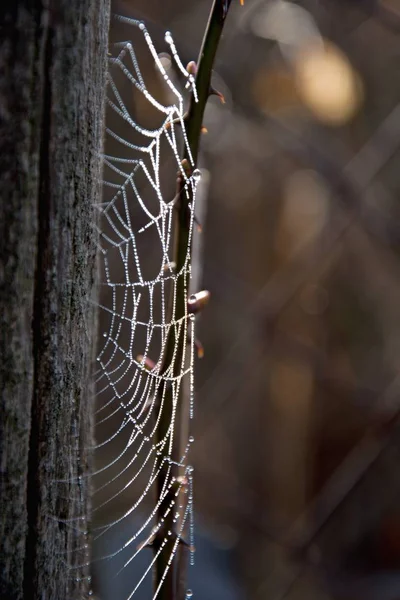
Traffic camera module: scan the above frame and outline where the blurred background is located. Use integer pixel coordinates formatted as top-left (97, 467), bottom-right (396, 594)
top-left (93, 1), bottom-right (400, 599)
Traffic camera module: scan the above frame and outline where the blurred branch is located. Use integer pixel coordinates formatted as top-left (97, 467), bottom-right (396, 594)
top-left (275, 416), bottom-right (400, 600)
top-left (196, 100), bottom-right (400, 438)
top-left (263, 104), bottom-right (400, 244)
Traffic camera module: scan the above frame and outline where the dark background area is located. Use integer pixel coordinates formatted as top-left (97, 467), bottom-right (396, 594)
top-left (93, 1), bottom-right (400, 599)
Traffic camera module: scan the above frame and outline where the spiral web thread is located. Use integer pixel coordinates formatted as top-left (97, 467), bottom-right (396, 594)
top-left (84, 16), bottom-right (198, 600)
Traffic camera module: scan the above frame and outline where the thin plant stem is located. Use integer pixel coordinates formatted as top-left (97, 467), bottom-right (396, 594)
top-left (154, 2), bottom-right (235, 599)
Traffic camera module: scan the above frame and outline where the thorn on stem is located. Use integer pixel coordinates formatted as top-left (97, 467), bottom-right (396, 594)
top-left (163, 261), bottom-right (176, 273)
top-left (137, 355), bottom-right (156, 371)
top-left (186, 335), bottom-right (204, 358)
top-left (195, 339), bottom-right (204, 359)
top-left (176, 475), bottom-right (188, 486)
top-left (178, 536), bottom-right (190, 548)
top-left (186, 61), bottom-right (198, 76)
top-left (223, 0), bottom-right (244, 18)
top-left (209, 85), bottom-right (225, 104)
top-left (194, 215), bottom-right (203, 232)
top-left (188, 290), bottom-right (210, 314)
top-left (181, 158), bottom-right (192, 177)
top-left (137, 532), bottom-right (156, 551)
top-left (165, 113), bottom-right (187, 130)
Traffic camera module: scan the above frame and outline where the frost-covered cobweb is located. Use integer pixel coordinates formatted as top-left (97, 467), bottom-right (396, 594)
top-left (90, 16), bottom-right (199, 600)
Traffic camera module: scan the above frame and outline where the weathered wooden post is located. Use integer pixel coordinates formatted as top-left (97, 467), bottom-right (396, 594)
top-left (0, 2), bottom-right (110, 598)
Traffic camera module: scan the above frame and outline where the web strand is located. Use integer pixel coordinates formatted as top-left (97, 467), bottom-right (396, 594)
top-left (91, 16), bottom-right (198, 600)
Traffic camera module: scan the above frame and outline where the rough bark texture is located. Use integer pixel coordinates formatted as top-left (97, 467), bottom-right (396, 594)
top-left (0, 2), bottom-right (110, 599)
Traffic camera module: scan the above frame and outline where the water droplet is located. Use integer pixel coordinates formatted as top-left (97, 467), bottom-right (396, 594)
top-left (165, 31), bottom-right (173, 44)
top-left (138, 21), bottom-right (145, 31)
top-left (187, 465), bottom-right (194, 474)
top-left (189, 435), bottom-right (194, 443)
top-left (186, 589), bottom-right (193, 599)
top-left (192, 169), bottom-right (201, 182)
top-left (102, 332), bottom-right (107, 337)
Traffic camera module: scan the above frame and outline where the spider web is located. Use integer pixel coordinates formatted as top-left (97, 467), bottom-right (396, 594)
top-left (88, 16), bottom-right (199, 600)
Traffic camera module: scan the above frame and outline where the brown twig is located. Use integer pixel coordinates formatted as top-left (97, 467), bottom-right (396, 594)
top-left (153, 2), bottom-right (237, 599)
